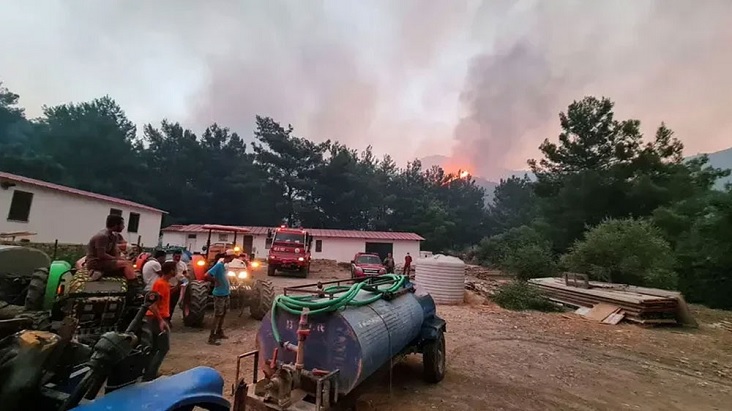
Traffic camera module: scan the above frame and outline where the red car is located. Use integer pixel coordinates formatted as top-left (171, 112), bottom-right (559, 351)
top-left (350, 252), bottom-right (387, 278)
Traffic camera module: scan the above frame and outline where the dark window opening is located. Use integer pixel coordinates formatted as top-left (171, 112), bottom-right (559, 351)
top-left (187, 234), bottom-right (197, 239)
top-left (315, 239), bottom-right (322, 253)
top-left (265, 238), bottom-right (272, 249)
top-left (109, 208), bottom-right (123, 216)
top-left (127, 212), bottom-right (140, 233)
top-left (7, 190), bottom-right (33, 222)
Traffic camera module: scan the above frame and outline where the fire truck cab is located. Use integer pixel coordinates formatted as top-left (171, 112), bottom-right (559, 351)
top-left (266, 225), bottom-right (312, 278)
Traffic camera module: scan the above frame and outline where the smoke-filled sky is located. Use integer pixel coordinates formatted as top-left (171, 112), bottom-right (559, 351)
top-left (2, 0), bottom-right (731, 178)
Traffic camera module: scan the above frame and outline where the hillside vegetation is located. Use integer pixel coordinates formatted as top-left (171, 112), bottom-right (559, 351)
top-left (2, 82), bottom-right (730, 309)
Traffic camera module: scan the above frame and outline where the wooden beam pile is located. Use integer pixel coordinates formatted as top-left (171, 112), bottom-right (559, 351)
top-left (529, 277), bottom-right (682, 325)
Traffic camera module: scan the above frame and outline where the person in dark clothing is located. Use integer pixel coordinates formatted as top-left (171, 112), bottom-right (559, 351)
top-left (85, 214), bottom-right (136, 280)
top-left (383, 253), bottom-right (395, 273)
top-left (168, 250), bottom-right (189, 322)
top-left (141, 260), bottom-right (176, 381)
top-left (403, 252), bottom-right (413, 275)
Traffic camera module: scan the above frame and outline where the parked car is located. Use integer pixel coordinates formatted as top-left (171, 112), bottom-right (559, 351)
top-left (350, 252), bottom-right (387, 278)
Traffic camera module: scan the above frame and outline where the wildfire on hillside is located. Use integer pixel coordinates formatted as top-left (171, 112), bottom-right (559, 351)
top-left (443, 169), bottom-right (471, 185)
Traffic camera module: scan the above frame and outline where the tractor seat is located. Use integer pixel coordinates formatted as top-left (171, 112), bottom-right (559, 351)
top-left (70, 367), bottom-right (231, 411)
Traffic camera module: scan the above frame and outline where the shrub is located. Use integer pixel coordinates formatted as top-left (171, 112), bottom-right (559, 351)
top-left (475, 225), bottom-right (550, 267)
top-left (492, 281), bottom-right (559, 312)
top-left (561, 218), bottom-right (677, 289)
top-left (502, 244), bottom-right (557, 281)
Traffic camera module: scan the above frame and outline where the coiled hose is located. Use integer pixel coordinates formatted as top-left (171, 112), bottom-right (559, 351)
top-left (270, 274), bottom-right (408, 344)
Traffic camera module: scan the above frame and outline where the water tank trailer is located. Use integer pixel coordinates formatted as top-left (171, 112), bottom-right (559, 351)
top-left (232, 274), bottom-right (447, 410)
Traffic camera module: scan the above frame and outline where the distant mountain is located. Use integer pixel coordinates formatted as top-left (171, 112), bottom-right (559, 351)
top-left (693, 147), bottom-right (732, 189)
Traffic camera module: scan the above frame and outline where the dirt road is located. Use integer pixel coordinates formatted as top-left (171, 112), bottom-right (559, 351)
top-left (161, 265), bottom-right (732, 411)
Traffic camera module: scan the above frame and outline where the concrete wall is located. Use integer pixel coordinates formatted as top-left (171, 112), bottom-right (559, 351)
top-left (0, 181), bottom-right (163, 246)
top-left (161, 231), bottom-right (421, 263)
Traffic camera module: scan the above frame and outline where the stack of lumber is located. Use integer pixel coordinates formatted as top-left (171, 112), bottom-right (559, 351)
top-left (529, 277), bottom-right (696, 326)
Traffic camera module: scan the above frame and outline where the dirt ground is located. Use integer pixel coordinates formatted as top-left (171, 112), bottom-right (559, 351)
top-left (161, 262), bottom-right (732, 411)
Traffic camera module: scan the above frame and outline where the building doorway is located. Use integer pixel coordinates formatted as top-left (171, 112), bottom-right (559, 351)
top-left (365, 242), bottom-right (393, 261)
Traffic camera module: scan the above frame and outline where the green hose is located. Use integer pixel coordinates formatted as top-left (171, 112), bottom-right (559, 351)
top-left (270, 274), bottom-right (408, 344)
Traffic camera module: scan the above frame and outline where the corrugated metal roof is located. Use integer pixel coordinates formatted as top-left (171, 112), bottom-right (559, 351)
top-left (162, 224), bottom-right (425, 241)
top-left (0, 172), bottom-right (166, 214)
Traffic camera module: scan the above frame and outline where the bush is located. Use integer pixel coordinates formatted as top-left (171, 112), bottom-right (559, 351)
top-left (492, 281), bottom-right (559, 312)
top-left (561, 218), bottom-right (677, 289)
top-left (502, 244), bottom-right (557, 281)
top-left (475, 225), bottom-right (550, 266)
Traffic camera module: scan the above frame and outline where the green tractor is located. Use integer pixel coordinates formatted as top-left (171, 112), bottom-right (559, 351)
top-left (0, 245), bottom-right (140, 344)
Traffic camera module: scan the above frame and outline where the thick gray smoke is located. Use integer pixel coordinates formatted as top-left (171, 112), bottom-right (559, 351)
top-left (454, 0), bottom-right (732, 177)
top-left (1, 1), bottom-right (731, 178)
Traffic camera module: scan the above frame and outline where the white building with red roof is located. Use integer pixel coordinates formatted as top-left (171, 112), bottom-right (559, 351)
top-left (161, 224), bottom-right (424, 263)
top-left (0, 172), bottom-right (166, 246)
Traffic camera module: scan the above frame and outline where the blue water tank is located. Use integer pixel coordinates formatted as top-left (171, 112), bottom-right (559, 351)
top-left (256, 289), bottom-right (437, 395)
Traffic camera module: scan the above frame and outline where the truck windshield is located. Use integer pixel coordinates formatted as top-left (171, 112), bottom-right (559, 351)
top-left (356, 255), bottom-right (382, 265)
top-left (273, 232), bottom-right (305, 244)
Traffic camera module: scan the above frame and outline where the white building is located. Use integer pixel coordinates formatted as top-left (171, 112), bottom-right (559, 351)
top-left (0, 172), bottom-right (166, 246)
top-left (161, 224), bottom-right (424, 263)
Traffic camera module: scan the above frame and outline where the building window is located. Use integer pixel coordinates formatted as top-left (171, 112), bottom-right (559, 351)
top-left (109, 208), bottom-right (123, 216)
top-left (7, 190), bottom-right (33, 222)
top-left (187, 234), bottom-right (197, 239)
top-left (265, 238), bottom-right (272, 249)
top-left (218, 233), bottom-right (228, 242)
top-left (127, 212), bottom-right (140, 233)
top-left (315, 239), bottom-right (322, 253)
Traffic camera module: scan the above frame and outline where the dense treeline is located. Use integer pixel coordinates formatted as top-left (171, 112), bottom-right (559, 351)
top-left (0, 83), bottom-right (486, 252)
top-left (2, 83), bottom-right (730, 308)
top-left (478, 96), bottom-right (732, 309)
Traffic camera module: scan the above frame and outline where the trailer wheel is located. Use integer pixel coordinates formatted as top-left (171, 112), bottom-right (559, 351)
top-left (267, 265), bottom-right (276, 277)
top-left (422, 329), bottom-right (446, 383)
top-left (249, 279), bottom-right (275, 320)
top-left (182, 281), bottom-right (209, 328)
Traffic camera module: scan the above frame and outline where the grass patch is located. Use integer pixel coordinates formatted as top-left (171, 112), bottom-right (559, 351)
top-left (492, 280), bottom-right (560, 312)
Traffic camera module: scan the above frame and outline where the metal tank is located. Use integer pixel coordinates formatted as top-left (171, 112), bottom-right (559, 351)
top-left (256, 286), bottom-right (439, 395)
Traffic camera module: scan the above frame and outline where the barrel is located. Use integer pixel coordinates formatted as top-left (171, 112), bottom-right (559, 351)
top-left (256, 289), bottom-right (437, 395)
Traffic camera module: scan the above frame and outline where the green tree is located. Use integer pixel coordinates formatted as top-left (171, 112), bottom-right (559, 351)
top-left (487, 175), bottom-right (537, 234)
top-left (561, 218), bottom-right (677, 289)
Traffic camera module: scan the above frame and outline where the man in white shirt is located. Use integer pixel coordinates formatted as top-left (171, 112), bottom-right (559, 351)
top-left (142, 250), bottom-right (167, 291)
top-left (168, 250), bottom-right (189, 321)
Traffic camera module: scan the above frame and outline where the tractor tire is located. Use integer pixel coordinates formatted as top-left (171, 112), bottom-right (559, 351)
top-left (249, 279), bottom-right (275, 321)
top-left (267, 265), bottom-right (276, 277)
top-left (182, 281), bottom-right (209, 328)
top-left (422, 328), bottom-right (446, 383)
top-left (24, 268), bottom-right (49, 311)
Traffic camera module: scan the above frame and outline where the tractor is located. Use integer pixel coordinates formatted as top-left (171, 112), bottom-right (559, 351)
top-left (266, 225), bottom-right (313, 278)
top-left (0, 244), bottom-right (147, 345)
top-left (180, 224), bottom-right (275, 328)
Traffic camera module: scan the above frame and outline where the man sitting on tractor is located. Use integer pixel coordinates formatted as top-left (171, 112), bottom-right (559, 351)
top-left (206, 250), bottom-right (235, 345)
top-left (86, 214), bottom-right (137, 281)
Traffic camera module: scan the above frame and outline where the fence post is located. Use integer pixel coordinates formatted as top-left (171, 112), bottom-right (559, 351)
top-left (52, 239), bottom-right (59, 260)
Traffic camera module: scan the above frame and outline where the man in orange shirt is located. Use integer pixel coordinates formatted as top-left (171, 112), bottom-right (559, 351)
top-left (142, 260), bottom-right (176, 381)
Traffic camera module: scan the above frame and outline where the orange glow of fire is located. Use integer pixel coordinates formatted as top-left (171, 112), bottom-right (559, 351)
top-left (459, 170), bottom-right (470, 178)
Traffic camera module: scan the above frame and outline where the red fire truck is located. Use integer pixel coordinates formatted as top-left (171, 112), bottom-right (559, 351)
top-left (266, 225), bottom-right (312, 278)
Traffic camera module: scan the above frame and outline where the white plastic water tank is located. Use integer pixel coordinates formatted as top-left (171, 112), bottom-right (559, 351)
top-left (415, 254), bottom-right (465, 304)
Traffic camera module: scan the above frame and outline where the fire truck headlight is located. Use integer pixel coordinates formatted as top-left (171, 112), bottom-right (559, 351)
top-left (298, 257), bottom-right (305, 262)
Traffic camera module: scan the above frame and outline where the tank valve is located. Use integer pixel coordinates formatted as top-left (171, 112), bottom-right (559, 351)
top-left (295, 308), bottom-right (311, 370)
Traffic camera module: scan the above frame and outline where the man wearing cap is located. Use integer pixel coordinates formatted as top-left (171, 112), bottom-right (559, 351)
top-left (205, 250), bottom-right (235, 345)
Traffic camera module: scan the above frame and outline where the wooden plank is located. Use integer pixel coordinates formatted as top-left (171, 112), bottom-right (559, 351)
top-left (585, 303), bottom-right (621, 322)
top-left (602, 312), bottom-right (625, 325)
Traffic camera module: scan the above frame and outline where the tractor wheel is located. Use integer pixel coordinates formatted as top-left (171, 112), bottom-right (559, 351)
top-left (267, 265), bottom-right (276, 277)
top-left (249, 279), bottom-right (275, 321)
top-left (24, 268), bottom-right (49, 311)
top-left (182, 281), bottom-right (209, 328)
top-left (422, 328), bottom-right (446, 383)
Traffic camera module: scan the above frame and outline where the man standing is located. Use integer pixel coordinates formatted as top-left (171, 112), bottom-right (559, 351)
top-left (168, 250), bottom-right (189, 322)
top-left (142, 261), bottom-right (176, 381)
top-left (383, 252), bottom-right (395, 273)
top-left (142, 250), bottom-right (166, 292)
top-left (86, 215), bottom-right (137, 280)
top-left (206, 250), bottom-right (234, 345)
top-left (403, 252), bottom-right (413, 275)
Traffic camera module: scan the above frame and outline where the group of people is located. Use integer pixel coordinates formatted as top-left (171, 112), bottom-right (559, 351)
top-left (84, 214), bottom-right (239, 381)
top-left (381, 252), bottom-right (413, 274)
